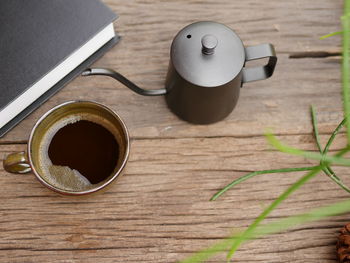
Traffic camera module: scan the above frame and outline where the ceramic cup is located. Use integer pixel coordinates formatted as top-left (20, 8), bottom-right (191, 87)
top-left (3, 101), bottom-right (130, 195)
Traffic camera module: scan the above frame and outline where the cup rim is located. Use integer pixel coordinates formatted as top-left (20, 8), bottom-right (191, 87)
top-left (27, 100), bottom-right (130, 195)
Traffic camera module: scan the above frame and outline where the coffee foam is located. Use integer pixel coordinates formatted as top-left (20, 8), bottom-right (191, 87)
top-left (38, 113), bottom-right (121, 192)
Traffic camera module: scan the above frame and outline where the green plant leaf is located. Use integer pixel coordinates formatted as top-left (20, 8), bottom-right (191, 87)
top-left (179, 239), bottom-right (232, 263)
top-left (323, 118), bottom-right (346, 156)
top-left (342, 5), bottom-right (350, 142)
top-left (310, 105), bottom-right (333, 176)
top-left (250, 198), bottom-right (350, 237)
top-left (266, 132), bottom-right (350, 166)
top-left (320, 31), bottom-right (342, 39)
top-left (210, 166), bottom-right (316, 201)
top-left (310, 105), bottom-right (323, 153)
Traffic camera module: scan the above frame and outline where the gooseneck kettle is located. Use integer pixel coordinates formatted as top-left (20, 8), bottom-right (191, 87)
top-left (82, 21), bottom-right (277, 124)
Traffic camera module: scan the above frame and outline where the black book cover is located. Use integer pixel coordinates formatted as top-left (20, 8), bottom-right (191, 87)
top-left (0, 0), bottom-right (119, 137)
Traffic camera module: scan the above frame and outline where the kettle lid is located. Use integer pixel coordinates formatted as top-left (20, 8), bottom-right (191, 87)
top-left (171, 21), bottom-right (245, 87)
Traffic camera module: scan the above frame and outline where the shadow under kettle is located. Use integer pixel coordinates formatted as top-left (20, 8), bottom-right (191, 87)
top-left (82, 21), bottom-right (277, 124)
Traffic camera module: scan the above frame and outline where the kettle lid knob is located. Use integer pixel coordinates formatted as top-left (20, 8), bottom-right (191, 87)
top-left (201, 34), bottom-right (218, 55)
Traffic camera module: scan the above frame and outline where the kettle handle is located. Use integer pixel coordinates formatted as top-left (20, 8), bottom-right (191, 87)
top-left (82, 68), bottom-right (167, 96)
top-left (242, 43), bottom-right (277, 83)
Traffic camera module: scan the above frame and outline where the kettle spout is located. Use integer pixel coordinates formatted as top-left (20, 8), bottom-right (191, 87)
top-left (82, 68), bottom-right (167, 96)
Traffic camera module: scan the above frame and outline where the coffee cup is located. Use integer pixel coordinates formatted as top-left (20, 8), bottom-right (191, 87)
top-left (3, 101), bottom-right (129, 195)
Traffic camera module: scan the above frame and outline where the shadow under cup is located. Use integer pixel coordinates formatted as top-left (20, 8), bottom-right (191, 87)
top-left (28, 101), bottom-right (130, 195)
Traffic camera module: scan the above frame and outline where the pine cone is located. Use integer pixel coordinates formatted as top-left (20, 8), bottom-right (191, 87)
top-left (337, 223), bottom-right (350, 262)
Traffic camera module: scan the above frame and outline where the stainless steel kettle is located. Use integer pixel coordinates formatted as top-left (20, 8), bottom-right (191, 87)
top-left (82, 21), bottom-right (277, 124)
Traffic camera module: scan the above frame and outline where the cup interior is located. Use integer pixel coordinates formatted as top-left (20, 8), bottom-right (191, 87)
top-left (28, 101), bottom-right (129, 195)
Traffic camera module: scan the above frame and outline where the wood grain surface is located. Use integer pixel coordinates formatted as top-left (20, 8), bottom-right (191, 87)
top-left (0, 0), bottom-right (348, 262)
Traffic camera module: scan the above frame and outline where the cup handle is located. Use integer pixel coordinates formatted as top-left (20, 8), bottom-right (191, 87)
top-left (242, 43), bottom-right (277, 83)
top-left (3, 151), bottom-right (32, 174)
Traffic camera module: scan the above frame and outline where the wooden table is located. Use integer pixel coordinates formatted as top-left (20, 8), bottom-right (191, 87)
top-left (1, 1), bottom-right (348, 262)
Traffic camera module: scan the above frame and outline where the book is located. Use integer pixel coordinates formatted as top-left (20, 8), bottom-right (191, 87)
top-left (0, 0), bottom-right (119, 137)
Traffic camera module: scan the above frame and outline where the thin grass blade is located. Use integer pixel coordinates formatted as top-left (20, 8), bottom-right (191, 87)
top-left (210, 167), bottom-right (316, 201)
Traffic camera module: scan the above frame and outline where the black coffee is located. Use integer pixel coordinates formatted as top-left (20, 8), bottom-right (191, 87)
top-left (48, 120), bottom-right (119, 184)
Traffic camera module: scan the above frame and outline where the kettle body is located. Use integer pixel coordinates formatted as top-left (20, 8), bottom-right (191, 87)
top-left (82, 21), bottom-right (277, 124)
top-left (164, 62), bottom-right (241, 124)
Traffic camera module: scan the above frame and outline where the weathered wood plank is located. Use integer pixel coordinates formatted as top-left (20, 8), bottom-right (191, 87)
top-left (0, 0), bottom-right (344, 142)
top-left (104, 0), bottom-right (342, 53)
top-left (0, 134), bottom-right (349, 262)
